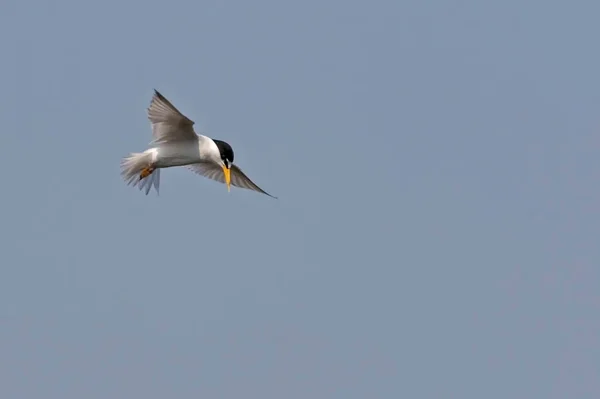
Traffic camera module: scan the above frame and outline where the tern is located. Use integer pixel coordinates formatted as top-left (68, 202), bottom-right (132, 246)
top-left (121, 90), bottom-right (275, 198)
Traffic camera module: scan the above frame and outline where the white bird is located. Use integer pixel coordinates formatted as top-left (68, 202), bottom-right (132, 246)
top-left (121, 90), bottom-right (275, 198)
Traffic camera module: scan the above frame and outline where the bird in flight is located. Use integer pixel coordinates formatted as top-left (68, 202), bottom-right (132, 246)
top-left (121, 90), bottom-right (276, 198)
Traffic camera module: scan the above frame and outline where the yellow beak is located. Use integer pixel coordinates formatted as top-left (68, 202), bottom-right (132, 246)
top-left (222, 165), bottom-right (231, 192)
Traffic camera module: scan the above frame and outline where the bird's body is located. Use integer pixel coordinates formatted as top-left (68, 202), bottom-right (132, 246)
top-left (120, 90), bottom-right (275, 198)
top-left (151, 137), bottom-right (209, 168)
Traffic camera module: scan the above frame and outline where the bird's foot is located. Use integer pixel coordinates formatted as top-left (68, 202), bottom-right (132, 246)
top-left (139, 166), bottom-right (155, 180)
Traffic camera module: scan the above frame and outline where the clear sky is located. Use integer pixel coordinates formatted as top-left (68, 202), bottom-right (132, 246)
top-left (0, 0), bottom-right (598, 397)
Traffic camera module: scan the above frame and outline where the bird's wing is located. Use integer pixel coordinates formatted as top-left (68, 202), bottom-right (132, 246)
top-left (186, 162), bottom-right (225, 184)
top-left (187, 163), bottom-right (276, 198)
top-left (147, 90), bottom-right (197, 144)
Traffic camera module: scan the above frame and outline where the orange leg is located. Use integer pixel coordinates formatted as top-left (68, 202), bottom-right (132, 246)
top-left (139, 166), bottom-right (155, 180)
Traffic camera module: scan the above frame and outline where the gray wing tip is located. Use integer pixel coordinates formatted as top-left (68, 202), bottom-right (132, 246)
top-left (150, 89), bottom-right (167, 106)
top-left (147, 89), bottom-right (161, 114)
top-left (147, 89), bottom-right (195, 126)
top-left (251, 184), bottom-right (277, 199)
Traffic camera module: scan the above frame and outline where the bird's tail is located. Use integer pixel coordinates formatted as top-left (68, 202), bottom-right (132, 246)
top-left (120, 151), bottom-right (160, 195)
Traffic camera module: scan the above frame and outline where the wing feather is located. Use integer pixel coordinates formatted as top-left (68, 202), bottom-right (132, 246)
top-left (186, 163), bottom-right (276, 198)
top-left (147, 90), bottom-right (197, 144)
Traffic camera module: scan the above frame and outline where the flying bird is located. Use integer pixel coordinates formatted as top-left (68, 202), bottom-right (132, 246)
top-left (121, 90), bottom-right (275, 198)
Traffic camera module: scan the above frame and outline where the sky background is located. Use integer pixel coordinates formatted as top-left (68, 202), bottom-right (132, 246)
top-left (0, 0), bottom-right (599, 397)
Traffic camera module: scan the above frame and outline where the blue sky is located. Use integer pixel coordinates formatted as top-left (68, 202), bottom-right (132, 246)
top-left (0, 0), bottom-right (599, 397)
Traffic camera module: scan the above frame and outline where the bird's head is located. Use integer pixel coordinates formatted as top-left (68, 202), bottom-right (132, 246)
top-left (213, 139), bottom-right (235, 192)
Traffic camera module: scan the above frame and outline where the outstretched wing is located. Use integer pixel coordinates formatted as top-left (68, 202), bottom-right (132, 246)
top-left (147, 90), bottom-right (197, 144)
top-left (186, 163), bottom-right (276, 198)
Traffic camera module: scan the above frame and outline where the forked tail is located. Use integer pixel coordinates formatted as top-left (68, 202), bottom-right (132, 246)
top-left (120, 151), bottom-right (160, 195)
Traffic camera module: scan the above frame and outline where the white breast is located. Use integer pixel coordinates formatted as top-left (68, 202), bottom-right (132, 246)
top-left (153, 140), bottom-right (203, 168)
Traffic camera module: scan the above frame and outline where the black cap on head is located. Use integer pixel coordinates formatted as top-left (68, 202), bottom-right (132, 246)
top-left (213, 139), bottom-right (235, 166)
